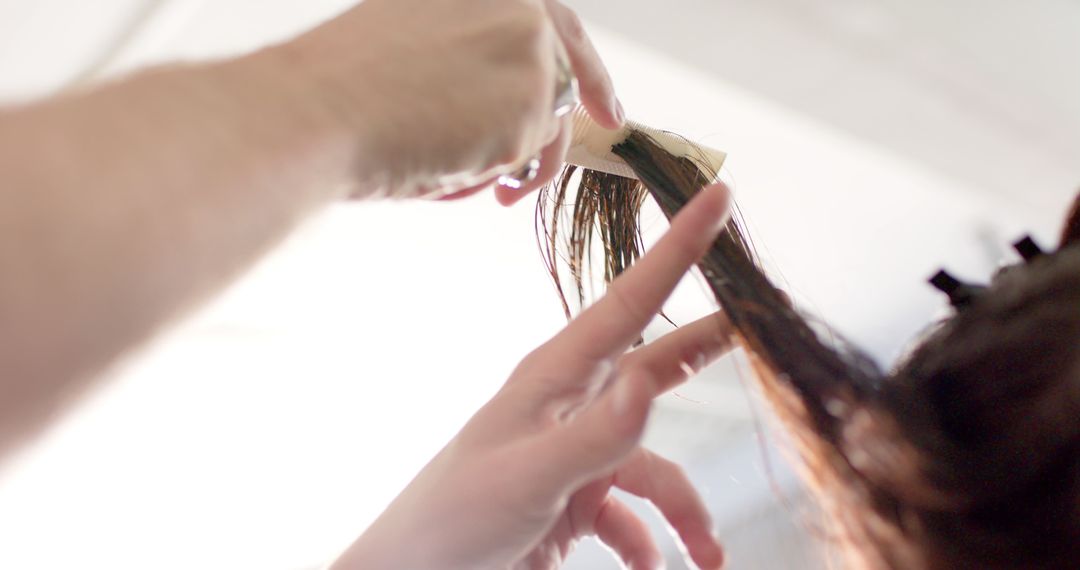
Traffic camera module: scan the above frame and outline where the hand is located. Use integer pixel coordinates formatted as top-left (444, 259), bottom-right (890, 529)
top-left (275, 0), bottom-right (622, 200)
top-left (332, 184), bottom-right (732, 569)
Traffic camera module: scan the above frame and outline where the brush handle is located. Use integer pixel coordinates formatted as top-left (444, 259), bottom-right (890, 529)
top-left (565, 106), bottom-right (727, 180)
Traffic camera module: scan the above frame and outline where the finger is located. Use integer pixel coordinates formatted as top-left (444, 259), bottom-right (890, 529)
top-left (618, 311), bottom-right (736, 394)
top-left (501, 311), bottom-right (734, 435)
top-left (545, 0), bottom-right (623, 129)
top-left (594, 497), bottom-right (664, 570)
top-left (515, 368), bottom-right (656, 499)
top-left (552, 182), bottom-right (731, 362)
top-left (437, 177), bottom-right (499, 201)
top-left (615, 449), bottom-right (724, 570)
top-left (494, 115), bottom-right (571, 206)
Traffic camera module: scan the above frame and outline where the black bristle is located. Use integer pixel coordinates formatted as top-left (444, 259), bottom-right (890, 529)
top-left (929, 270), bottom-right (962, 296)
top-left (929, 269), bottom-right (985, 309)
top-left (1012, 235), bottom-right (1044, 261)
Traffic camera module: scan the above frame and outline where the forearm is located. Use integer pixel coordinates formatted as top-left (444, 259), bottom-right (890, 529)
top-left (0, 50), bottom-right (357, 458)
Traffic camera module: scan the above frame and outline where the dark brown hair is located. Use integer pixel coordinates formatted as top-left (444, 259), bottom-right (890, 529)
top-left (538, 131), bottom-right (1080, 568)
top-left (1061, 192), bottom-right (1080, 248)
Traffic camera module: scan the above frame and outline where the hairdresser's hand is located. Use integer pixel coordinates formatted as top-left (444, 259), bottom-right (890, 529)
top-left (332, 185), bottom-right (731, 570)
top-left (273, 0), bottom-right (622, 200)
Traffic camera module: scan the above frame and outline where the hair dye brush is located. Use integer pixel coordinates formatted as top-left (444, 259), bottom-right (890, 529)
top-left (564, 106), bottom-right (727, 181)
top-left (537, 107), bottom-right (736, 321)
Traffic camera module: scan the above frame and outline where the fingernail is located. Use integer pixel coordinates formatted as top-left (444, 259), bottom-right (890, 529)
top-left (614, 97), bottom-right (627, 126)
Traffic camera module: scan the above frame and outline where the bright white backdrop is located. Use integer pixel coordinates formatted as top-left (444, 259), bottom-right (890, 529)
top-left (0, 1), bottom-right (1073, 568)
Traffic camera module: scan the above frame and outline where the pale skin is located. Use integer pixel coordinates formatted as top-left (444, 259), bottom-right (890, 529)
top-left (0, 0), bottom-right (732, 568)
top-left (336, 185), bottom-right (734, 570)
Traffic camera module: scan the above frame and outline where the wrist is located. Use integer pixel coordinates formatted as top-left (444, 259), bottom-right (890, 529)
top-left (198, 47), bottom-right (368, 201)
top-left (330, 529), bottom-right (428, 570)
top-left (252, 27), bottom-right (393, 200)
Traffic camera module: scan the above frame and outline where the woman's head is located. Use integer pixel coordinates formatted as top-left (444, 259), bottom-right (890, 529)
top-left (808, 237), bottom-right (1080, 569)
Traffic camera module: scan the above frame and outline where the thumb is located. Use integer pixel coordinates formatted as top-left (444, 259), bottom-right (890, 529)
top-left (514, 371), bottom-right (657, 503)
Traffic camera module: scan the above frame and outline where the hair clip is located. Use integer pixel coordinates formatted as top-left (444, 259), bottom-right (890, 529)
top-left (929, 269), bottom-right (985, 309)
top-left (1012, 235), bottom-right (1044, 261)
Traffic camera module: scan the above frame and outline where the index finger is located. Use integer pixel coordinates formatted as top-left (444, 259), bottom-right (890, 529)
top-left (544, 0), bottom-right (623, 129)
top-left (551, 183), bottom-right (730, 360)
top-left (617, 310), bottom-right (735, 393)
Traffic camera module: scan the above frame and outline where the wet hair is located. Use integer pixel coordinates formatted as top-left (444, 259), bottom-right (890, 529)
top-left (538, 131), bottom-right (1080, 569)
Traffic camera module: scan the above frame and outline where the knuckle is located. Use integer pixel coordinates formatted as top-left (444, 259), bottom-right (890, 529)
top-left (512, 2), bottom-right (550, 39)
top-left (579, 419), bottom-right (619, 454)
top-left (651, 451), bottom-right (689, 482)
top-left (517, 345), bottom-right (545, 370)
top-left (607, 281), bottom-right (651, 325)
top-left (610, 407), bottom-right (647, 444)
top-left (670, 235), bottom-right (705, 267)
top-left (497, 3), bottom-right (550, 56)
top-left (511, 345), bottom-right (552, 381)
top-left (536, 409), bottom-right (563, 431)
top-left (518, 67), bottom-right (552, 112)
top-left (614, 358), bottom-right (644, 382)
top-left (483, 117), bottom-right (528, 167)
top-left (498, 129), bottom-right (532, 166)
top-left (677, 342), bottom-right (709, 374)
top-left (499, 71), bottom-right (547, 120)
top-left (667, 460), bottom-right (690, 483)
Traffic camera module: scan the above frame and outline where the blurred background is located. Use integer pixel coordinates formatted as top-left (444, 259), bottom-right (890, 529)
top-left (0, 0), bottom-right (1076, 567)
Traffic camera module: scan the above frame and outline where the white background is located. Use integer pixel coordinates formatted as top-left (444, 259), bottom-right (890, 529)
top-left (0, 1), bottom-right (1076, 568)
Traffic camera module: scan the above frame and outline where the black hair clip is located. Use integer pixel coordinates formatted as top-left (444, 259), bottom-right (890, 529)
top-left (929, 269), bottom-right (986, 309)
top-left (1012, 235), bottom-right (1044, 262)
